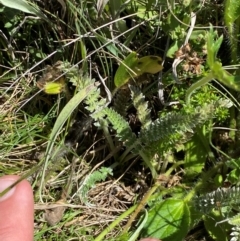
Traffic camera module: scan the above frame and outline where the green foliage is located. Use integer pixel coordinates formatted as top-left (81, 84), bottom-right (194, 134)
top-left (186, 25), bottom-right (240, 103)
top-left (226, 158), bottom-right (240, 183)
top-left (184, 128), bottom-right (209, 176)
top-left (114, 52), bottom-right (163, 88)
top-left (140, 100), bottom-right (225, 152)
top-left (78, 167), bottom-right (113, 205)
top-left (130, 85), bottom-right (151, 130)
top-left (68, 70), bottom-right (226, 181)
top-left (203, 210), bottom-right (229, 241)
top-left (104, 107), bottom-right (138, 147)
top-left (0, 0), bottom-right (47, 20)
top-left (43, 83), bottom-right (95, 165)
top-left (114, 51), bottom-right (138, 88)
top-left (206, 25), bottom-right (240, 91)
top-left (141, 199), bottom-right (190, 240)
top-left (206, 26), bottom-right (223, 67)
top-left (189, 156), bottom-right (240, 240)
top-left (192, 184), bottom-right (240, 241)
top-left (228, 213), bottom-right (240, 226)
top-left (224, 0), bottom-right (240, 63)
top-left (194, 187), bottom-right (240, 214)
top-left (113, 90), bottom-right (130, 116)
top-left (3, 0), bottom-right (240, 240)
top-left (128, 210), bottom-right (148, 241)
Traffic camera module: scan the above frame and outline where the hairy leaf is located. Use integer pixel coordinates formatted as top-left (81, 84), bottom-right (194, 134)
top-left (141, 199), bottom-right (190, 241)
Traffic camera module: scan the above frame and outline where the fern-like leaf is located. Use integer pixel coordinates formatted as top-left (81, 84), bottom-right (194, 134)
top-left (139, 101), bottom-right (224, 148)
top-left (113, 89), bottom-right (130, 117)
top-left (78, 167), bottom-right (113, 205)
top-left (194, 186), bottom-right (240, 214)
top-left (83, 81), bottom-right (108, 121)
top-left (129, 85), bottom-right (152, 129)
top-left (230, 226), bottom-right (240, 241)
top-left (104, 107), bottom-right (137, 147)
top-left (229, 214), bottom-right (240, 226)
top-left (139, 111), bottom-right (198, 146)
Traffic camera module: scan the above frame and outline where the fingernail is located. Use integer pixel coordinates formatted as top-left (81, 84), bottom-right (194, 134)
top-left (0, 179), bottom-right (16, 202)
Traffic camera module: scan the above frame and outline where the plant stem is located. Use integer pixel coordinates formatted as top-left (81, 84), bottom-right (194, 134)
top-left (100, 120), bottom-right (118, 161)
top-left (184, 161), bottom-right (224, 203)
top-left (139, 150), bottom-right (157, 178)
top-left (165, 160), bottom-right (185, 176)
top-left (185, 72), bottom-right (214, 104)
top-left (94, 204), bottom-right (137, 241)
top-left (121, 181), bottom-right (161, 234)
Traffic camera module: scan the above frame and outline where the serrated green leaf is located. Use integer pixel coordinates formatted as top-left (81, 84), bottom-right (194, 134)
top-left (228, 213), bottom-right (240, 226)
top-left (141, 199), bottom-right (190, 241)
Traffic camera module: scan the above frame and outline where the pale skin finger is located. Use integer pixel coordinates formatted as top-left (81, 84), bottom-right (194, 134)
top-left (0, 175), bottom-right (34, 241)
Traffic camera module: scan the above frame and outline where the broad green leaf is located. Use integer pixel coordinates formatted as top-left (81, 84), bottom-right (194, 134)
top-left (141, 199), bottom-right (190, 241)
top-left (114, 52), bottom-right (163, 88)
top-left (213, 174), bottom-right (223, 187)
top-left (114, 52), bottom-right (139, 88)
top-left (136, 56), bottom-right (163, 74)
top-left (0, 0), bottom-right (48, 21)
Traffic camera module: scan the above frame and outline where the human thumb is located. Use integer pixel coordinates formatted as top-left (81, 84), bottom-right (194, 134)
top-left (0, 175), bottom-right (34, 241)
